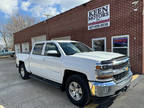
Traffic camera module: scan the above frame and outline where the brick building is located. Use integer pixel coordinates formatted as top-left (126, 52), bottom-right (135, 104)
top-left (14, 0), bottom-right (143, 74)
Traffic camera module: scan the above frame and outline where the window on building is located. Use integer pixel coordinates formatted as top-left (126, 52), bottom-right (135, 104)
top-left (112, 35), bottom-right (129, 56)
top-left (32, 43), bottom-right (44, 55)
top-left (92, 37), bottom-right (106, 51)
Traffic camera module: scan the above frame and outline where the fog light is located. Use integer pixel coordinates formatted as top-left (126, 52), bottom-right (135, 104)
top-left (96, 75), bottom-right (113, 79)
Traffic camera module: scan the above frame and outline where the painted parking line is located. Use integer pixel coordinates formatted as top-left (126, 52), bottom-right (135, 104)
top-left (0, 105), bottom-right (5, 108)
top-left (84, 103), bottom-right (99, 108)
top-left (132, 74), bottom-right (139, 82)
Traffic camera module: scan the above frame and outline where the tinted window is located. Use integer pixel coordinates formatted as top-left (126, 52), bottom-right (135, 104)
top-left (32, 44), bottom-right (44, 55)
top-left (44, 43), bottom-right (60, 57)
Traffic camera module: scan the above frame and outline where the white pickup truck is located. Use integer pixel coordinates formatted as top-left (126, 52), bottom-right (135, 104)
top-left (16, 40), bottom-right (132, 106)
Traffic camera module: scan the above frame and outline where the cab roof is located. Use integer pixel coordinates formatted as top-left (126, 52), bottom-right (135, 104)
top-left (34, 40), bottom-right (78, 44)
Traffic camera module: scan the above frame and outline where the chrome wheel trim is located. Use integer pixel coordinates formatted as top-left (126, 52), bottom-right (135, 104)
top-left (69, 82), bottom-right (83, 101)
top-left (21, 67), bottom-right (25, 77)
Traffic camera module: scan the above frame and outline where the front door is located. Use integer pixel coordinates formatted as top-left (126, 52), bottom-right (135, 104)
top-left (42, 42), bottom-right (63, 83)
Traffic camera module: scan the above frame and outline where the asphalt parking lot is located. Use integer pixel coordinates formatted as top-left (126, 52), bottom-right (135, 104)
top-left (0, 58), bottom-right (144, 108)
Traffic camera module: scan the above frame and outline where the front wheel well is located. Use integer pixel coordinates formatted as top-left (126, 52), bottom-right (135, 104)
top-left (61, 70), bottom-right (88, 91)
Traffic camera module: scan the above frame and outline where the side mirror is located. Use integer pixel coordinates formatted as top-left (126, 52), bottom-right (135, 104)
top-left (46, 50), bottom-right (61, 57)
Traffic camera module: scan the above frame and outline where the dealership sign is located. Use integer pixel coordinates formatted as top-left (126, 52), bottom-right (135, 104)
top-left (88, 5), bottom-right (110, 30)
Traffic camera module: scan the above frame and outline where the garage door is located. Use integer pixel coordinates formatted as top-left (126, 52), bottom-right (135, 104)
top-left (52, 36), bottom-right (71, 40)
top-left (22, 42), bottom-right (29, 53)
top-left (15, 44), bottom-right (20, 53)
top-left (31, 35), bottom-right (46, 47)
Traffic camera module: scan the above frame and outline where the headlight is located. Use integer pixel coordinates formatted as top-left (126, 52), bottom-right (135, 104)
top-left (96, 60), bottom-right (113, 71)
top-left (95, 63), bottom-right (113, 80)
top-left (101, 65), bottom-right (112, 70)
top-left (96, 64), bottom-right (112, 70)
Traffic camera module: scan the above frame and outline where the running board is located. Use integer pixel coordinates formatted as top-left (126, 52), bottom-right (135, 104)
top-left (29, 74), bottom-right (62, 89)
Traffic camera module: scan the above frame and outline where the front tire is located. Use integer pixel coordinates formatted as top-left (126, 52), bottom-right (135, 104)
top-left (19, 64), bottom-right (30, 80)
top-left (65, 75), bottom-right (90, 107)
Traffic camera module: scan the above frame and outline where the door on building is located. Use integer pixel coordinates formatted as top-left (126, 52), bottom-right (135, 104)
top-left (92, 37), bottom-right (106, 51)
top-left (15, 44), bottom-right (20, 53)
top-left (31, 35), bottom-right (46, 47)
top-left (22, 42), bottom-right (29, 53)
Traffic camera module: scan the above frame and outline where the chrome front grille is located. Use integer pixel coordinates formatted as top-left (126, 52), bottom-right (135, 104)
top-left (113, 61), bottom-right (128, 70)
top-left (112, 57), bottom-right (129, 81)
top-left (113, 71), bottom-right (128, 81)
top-left (100, 57), bottom-right (129, 81)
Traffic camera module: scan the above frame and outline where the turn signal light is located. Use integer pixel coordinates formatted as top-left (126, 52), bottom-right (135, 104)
top-left (96, 65), bottom-right (101, 69)
top-left (97, 75), bottom-right (113, 79)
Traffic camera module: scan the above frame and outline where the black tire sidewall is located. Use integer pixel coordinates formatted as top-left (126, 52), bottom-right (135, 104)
top-left (65, 75), bottom-right (90, 106)
top-left (19, 64), bottom-right (29, 79)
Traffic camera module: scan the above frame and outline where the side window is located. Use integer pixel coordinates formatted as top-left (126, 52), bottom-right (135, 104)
top-left (44, 43), bottom-right (61, 57)
top-left (32, 43), bottom-right (44, 55)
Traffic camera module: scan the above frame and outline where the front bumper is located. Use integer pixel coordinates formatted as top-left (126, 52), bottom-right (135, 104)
top-left (89, 70), bottom-right (133, 97)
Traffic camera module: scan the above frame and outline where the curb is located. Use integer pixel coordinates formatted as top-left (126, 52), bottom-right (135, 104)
top-left (0, 56), bottom-right (9, 59)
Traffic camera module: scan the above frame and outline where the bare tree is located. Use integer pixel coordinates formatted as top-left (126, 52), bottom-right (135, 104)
top-left (0, 13), bottom-right (37, 49)
top-left (0, 30), bottom-right (8, 48)
top-left (4, 14), bottom-right (36, 35)
top-left (0, 23), bottom-right (9, 49)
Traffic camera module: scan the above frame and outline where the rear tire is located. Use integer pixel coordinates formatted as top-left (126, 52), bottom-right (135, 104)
top-left (19, 64), bottom-right (30, 80)
top-left (65, 75), bottom-right (90, 107)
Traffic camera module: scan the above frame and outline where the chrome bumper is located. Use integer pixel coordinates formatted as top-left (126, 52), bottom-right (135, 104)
top-left (89, 70), bottom-right (133, 97)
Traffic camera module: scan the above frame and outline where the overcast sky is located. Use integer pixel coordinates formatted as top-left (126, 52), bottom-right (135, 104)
top-left (0, 0), bottom-right (90, 23)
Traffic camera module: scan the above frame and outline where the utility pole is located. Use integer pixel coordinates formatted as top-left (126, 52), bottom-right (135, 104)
top-left (43, 14), bottom-right (52, 19)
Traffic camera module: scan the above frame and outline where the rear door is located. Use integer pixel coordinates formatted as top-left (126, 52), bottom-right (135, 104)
top-left (30, 43), bottom-right (45, 77)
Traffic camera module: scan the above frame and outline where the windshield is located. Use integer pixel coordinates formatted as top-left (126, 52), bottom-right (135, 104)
top-left (59, 42), bottom-right (93, 55)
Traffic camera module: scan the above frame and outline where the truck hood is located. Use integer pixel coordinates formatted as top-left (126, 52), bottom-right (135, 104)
top-left (71, 51), bottom-right (125, 62)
